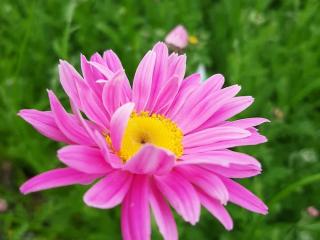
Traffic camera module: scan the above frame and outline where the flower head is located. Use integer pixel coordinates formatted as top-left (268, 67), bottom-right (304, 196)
top-left (165, 25), bottom-right (189, 49)
top-left (19, 42), bottom-right (269, 239)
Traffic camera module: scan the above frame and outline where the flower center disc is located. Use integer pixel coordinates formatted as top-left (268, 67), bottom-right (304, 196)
top-left (117, 112), bottom-right (183, 162)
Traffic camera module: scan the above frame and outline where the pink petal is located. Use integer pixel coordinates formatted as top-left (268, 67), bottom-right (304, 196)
top-left (110, 102), bottom-right (135, 151)
top-left (155, 171), bottom-right (200, 225)
top-left (167, 54), bottom-right (186, 85)
top-left (151, 75), bottom-right (180, 113)
top-left (132, 51), bottom-right (156, 112)
top-left (166, 73), bottom-right (200, 118)
top-left (84, 170), bottom-right (133, 209)
top-left (177, 166), bottom-right (229, 204)
top-left (80, 54), bottom-right (103, 97)
top-left (220, 176), bottom-right (268, 215)
top-left (145, 42), bottom-right (169, 111)
top-left (48, 90), bottom-right (95, 146)
top-left (184, 128), bottom-right (267, 154)
top-left (124, 144), bottom-right (175, 175)
top-left (149, 180), bottom-right (178, 240)
top-left (222, 117), bottom-right (270, 129)
top-left (57, 145), bottom-right (112, 174)
top-left (179, 150), bottom-right (261, 169)
top-left (203, 164), bottom-right (262, 178)
top-left (88, 61), bottom-right (114, 79)
top-left (103, 50), bottom-right (132, 98)
top-left (20, 167), bottom-right (99, 194)
top-left (198, 96), bottom-right (254, 130)
top-left (102, 70), bottom-right (129, 116)
top-left (183, 126), bottom-right (251, 149)
top-left (165, 25), bottom-right (188, 49)
top-left (58, 60), bottom-right (83, 107)
top-left (198, 190), bottom-right (233, 230)
top-left (121, 175), bottom-right (150, 240)
top-left (18, 109), bottom-right (70, 143)
top-left (75, 79), bottom-right (109, 129)
top-left (93, 130), bottom-right (122, 168)
top-left (175, 85), bottom-right (241, 134)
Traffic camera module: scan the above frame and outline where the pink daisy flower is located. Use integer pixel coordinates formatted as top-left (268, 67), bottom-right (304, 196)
top-left (19, 42), bottom-right (268, 240)
top-left (165, 25), bottom-right (189, 49)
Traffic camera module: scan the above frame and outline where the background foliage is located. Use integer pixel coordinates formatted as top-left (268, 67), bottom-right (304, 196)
top-left (1, 0), bottom-right (320, 239)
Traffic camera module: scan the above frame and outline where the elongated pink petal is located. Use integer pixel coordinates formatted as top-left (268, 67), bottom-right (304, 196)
top-left (183, 126), bottom-right (251, 149)
top-left (20, 168), bottom-right (99, 194)
top-left (220, 177), bottom-right (268, 214)
top-left (222, 117), bottom-right (270, 129)
top-left (103, 50), bottom-right (132, 98)
top-left (203, 164), bottom-right (261, 178)
top-left (75, 79), bottom-right (109, 129)
top-left (84, 170), bottom-right (132, 209)
top-left (58, 60), bottom-right (83, 107)
top-left (145, 42), bottom-right (169, 111)
top-left (110, 102), bottom-right (135, 151)
top-left (57, 145), bottom-right (112, 174)
top-left (150, 180), bottom-right (178, 240)
top-left (198, 190), bottom-right (233, 230)
top-left (175, 85), bottom-right (241, 134)
top-left (166, 73), bottom-right (200, 118)
top-left (132, 51), bottom-right (156, 112)
top-left (80, 54), bottom-right (103, 97)
top-left (199, 96), bottom-right (254, 129)
top-left (151, 75), bottom-right (180, 113)
top-left (180, 150), bottom-right (261, 169)
top-left (18, 109), bottom-right (70, 143)
top-left (177, 166), bottom-right (229, 204)
top-left (124, 144), bottom-right (175, 175)
top-left (121, 175), bottom-right (150, 240)
top-left (102, 70), bottom-right (129, 116)
top-left (155, 171), bottom-right (200, 225)
top-left (48, 91), bottom-right (95, 146)
top-left (167, 54), bottom-right (186, 85)
top-left (184, 128), bottom-right (267, 154)
top-left (88, 61), bottom-right (114, 79)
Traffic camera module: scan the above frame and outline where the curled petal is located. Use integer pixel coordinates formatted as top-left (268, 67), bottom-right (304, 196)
top-left (124, 144), bottom-right (175, 175)
top-left (110, 102), bottom-right (135, 151)
top-left (84, 170), bottom-right (132, 209)
top-left (20, 168), bottom-right (99, 194)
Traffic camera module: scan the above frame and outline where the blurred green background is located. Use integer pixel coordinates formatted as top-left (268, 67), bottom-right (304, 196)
top-left (1, 0), bottom-right (320, 239)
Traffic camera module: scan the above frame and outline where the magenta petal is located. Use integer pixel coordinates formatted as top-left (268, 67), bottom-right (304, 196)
top-left (183, 126), bottom-right (251, 149)
top-left (198, 190), bottom-right (233, 230)
top-left (58, 60), bottom-right (83, 107)
top-left (222, 117), bottom-right (270, 129)
top-left (20, 168), bottom-right (99, 194)
top-left (48, 90), bottom-right (95, 146)
top-left (180, 150), bottom-right (261, 169)
top-left (155, 171), bottom-right (200, 225)
top-left (220, 177), bottom-right (268, 215)
top-left (150, 180), bottom-right (178, 240)
top-left (121, 175), bottom-right (150, 240)
top-left (151, 75), bottom-right (180, 113)
top-left (132, 51), bottom-right (156, 112)
top-left (84, 170), bottom-right (132, 209)
top-left (18, 109), bottom-right (70, 143)
top-left (203, 164), bottom-right (262, 178)
top-left (177, 166), bottom-right (229, 204)
top-left (110, 102), bottom-right (135, 151)
top-left (102, 70), bottom-right (129, 116)
top-left (124, 144), bottom-right (175, 175)
top-left (57, 145), bottom-right (112, 174)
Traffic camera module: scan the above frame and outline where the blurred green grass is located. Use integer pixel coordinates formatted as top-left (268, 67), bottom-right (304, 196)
top-left (1, 0), bottom-right (320, 239)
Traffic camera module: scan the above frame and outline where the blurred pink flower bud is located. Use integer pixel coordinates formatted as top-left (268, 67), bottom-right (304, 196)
top-left (307, 206), bottom-right (319, 217)
top-left (0, 198), bottom-right (8, 212)
top-left (165, 25), bottom-right (188, 49)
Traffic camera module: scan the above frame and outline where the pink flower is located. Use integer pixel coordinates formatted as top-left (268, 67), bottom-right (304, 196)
top-left (19, 42), bottom-right (268, 239)
top-left (165, 25), bottom-right (188, 49)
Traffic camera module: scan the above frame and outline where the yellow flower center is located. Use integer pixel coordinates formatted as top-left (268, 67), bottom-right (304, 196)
top-left (107, 112), bottom-right (183, 162)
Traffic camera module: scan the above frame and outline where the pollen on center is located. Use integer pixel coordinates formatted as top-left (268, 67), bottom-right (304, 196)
top-left (107, 112), bottom-right (184, 162)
